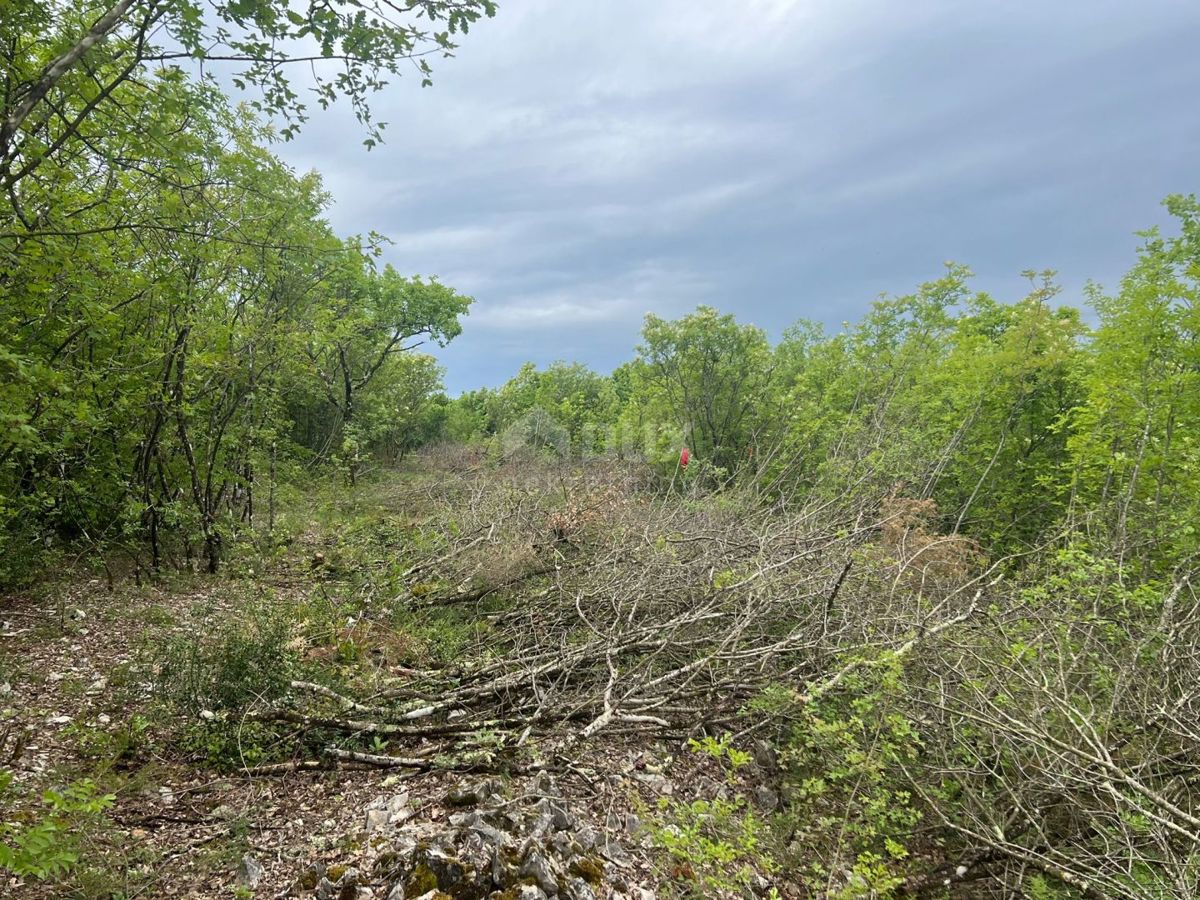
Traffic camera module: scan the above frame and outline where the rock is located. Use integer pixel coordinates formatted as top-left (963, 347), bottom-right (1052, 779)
top-left (567, 856), bottom-right (605, 887)
top-left (548, 799), bottom-right (574, 831)
top-left (631, 772), bottom-right (672, 795)
top-left (445, 778), bottom-right (500, 807)
top-left (519, 849), bottom-right (560, 895)
top-left (573, 824), bottom-right (599, 853)
top-left (411, 846), bottom-right (470, 893)
top-left (238, 853), bottom-right (264, 889)
top-left (459, 814), bottom-right (509, 850)
top-left (388, 792), bottom-right (412, 823)
top-left (315, 866), bottom-right (359, 900)
top-left (366, 807), bottom-right (390, 833)
top-left (296, 861), bottom-right (326, 891)
top-left (565, 877), bottom-right (597, 900)
top-left (322, 775), bottom-right (620, 900)
top-left (548, 831), bottom-right (574, 858)
top-left (97, 713), bottom-right (111, 725)
top-left (445, 784), bottom-right (477, 806)
top-left (754, 785), bottom-right (780, 812)
top-left (753, 739), bottom-right (779, 772)
top-left (365, 793), bottom-right (409, 833)
top-left (597, 835), bottom-right (628, 863)
top-left (388, 831), bottom-right (420, 861)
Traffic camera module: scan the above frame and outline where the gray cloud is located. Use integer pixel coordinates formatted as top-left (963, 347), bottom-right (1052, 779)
top-left (276, 0), bottom-right (1200, 392)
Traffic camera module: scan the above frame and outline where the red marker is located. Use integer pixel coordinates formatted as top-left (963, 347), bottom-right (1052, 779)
top-left (680, 446), bottom-right (690, 468)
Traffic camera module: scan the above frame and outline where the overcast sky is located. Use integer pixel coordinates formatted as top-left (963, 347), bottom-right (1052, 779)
top-left (277, 0), bottom-right (1200, 394)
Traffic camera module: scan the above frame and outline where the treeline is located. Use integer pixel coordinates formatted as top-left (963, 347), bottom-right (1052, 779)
top-left (444, 201), bottom-right (1200, 574)
top-left (1, 0), bottom-right (493, 582)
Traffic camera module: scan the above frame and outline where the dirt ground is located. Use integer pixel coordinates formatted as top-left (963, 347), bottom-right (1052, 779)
top-left (0, 570), bottom-right (707, 899)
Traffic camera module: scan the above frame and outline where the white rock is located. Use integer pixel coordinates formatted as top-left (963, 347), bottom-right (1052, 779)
top-left (365, 808), bottom-right (390, 833)
top-left (632, 772), bottom-right (673, 795)
top-left (238, 853), bottom-right (264, 889)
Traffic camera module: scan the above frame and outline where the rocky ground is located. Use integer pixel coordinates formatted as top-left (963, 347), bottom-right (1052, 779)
top-left (0, 572), bottom-right (745, 899)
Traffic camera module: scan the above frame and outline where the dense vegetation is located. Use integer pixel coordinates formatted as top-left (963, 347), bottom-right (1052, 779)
top-left (450, 227), bottom-right (1200, 573)
top-left (1, 0), bottom-right (487, 580)
top-left (3, 2), bottom-right (1200, 898)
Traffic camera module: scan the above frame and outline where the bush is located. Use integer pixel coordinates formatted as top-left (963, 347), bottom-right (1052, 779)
top-left (754, 665), bottom-right (923, 898)
top-left (154, 603), bottom-right (296, 767)
top-left (0, 771), bottom-right (114, 881)
top-left (649, 734), bottom-right (778, 897)
top-left (156, 604), bottom-right (294, 716)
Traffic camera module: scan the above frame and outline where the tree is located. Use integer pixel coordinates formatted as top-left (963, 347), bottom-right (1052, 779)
top-left (1068, 195), bottom-right (1200, 572)
top-left (631, 306), bottom-right (775, 474)
top-left (0, 64), bottom-right (469, 577)
top-left (301, 255), bottom-right (470, 481)
top-left (343, 352), bottom-right (447, 465)
top-left (0, 0), bottom-right (498, 194)
top-left (482, 361), bottom-right (618, 453)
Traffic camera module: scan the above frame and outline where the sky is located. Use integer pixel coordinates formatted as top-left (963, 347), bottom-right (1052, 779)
top-left (276, 0), bottom-right (1200, 394)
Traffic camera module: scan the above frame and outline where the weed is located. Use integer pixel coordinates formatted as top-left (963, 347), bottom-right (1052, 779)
top-left (648, 736), bottom-right (778, 897)
top-left (0, 771), bottom-right (115, 881)
top-left (154, 602), bottom-right (296, 768)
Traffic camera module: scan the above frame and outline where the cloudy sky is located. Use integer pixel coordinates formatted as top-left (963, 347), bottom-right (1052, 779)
top-left (278, 0), bottom-right (1200, 394)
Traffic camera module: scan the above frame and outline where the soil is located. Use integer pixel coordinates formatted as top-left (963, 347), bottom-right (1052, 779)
top-left (0, 571), bottom-right (704, 899)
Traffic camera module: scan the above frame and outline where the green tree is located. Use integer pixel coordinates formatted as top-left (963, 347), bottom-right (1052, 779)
top-left (630, 306), bottom-right (775, 474)
top-left (301, 256), bottom-right (470, 481)
top-left (1068, 195), bottom-right (1200, 571)
top-left (0, 0), bottom-right (497, 193)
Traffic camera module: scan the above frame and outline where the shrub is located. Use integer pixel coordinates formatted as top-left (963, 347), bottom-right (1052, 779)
top-left (759, 664), bottom-right (923, 898)
top-left (0, 771), bottom-right (115, 881)
top-left (156, 604), bottom-right (294, 716)
top-left (649, 734), bottom-right (778, 897)
top-left (154, 603), bottom-right (295, 767)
